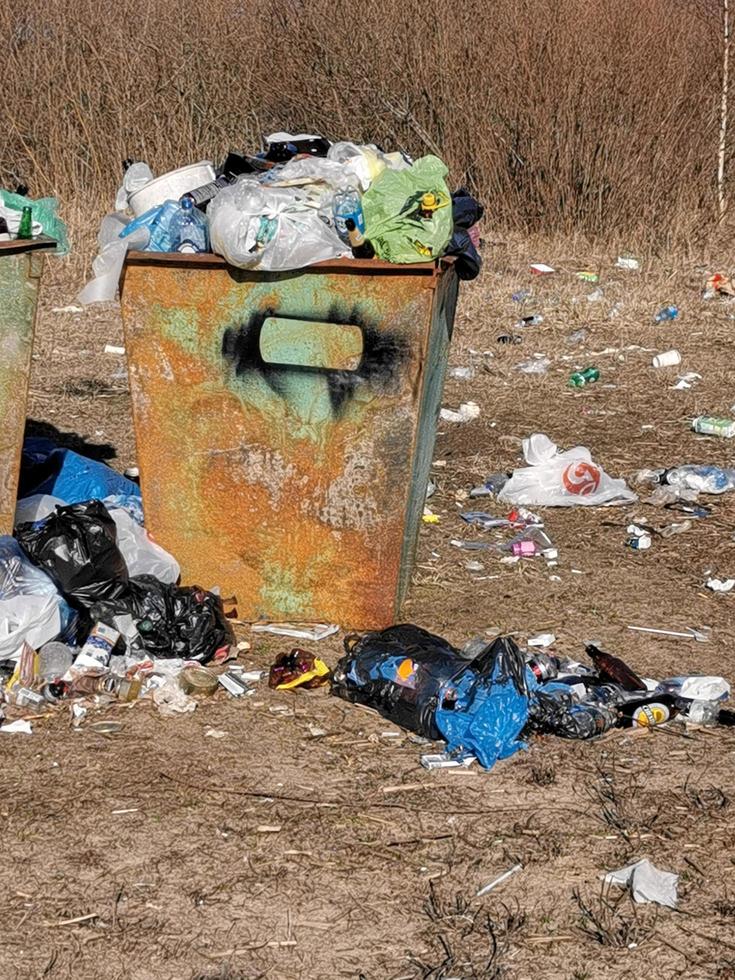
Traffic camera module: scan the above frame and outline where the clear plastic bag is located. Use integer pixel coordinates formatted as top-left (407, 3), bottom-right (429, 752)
top-left (0, 536), bottom-right (74, 661)
top-left (208, 178), bottom-right (348, 271)
top-left (498, 433), bottom-right (637, 507)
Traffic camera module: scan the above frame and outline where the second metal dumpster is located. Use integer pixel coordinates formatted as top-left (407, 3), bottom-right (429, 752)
top-left (121, 253), bottom-right (459, 628)
top-left (0, 238), bottom-right (55, 534)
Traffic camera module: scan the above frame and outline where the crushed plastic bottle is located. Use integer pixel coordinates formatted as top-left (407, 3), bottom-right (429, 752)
top-left (692, 416), bottom-right (735, 439)
top-left (662, 465), bottom-right (735, 495)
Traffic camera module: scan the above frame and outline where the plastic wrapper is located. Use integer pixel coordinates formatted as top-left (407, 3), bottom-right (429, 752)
top-left (208, 177), bottom-right (348, 271)
top-left (269, 650), bottom-right (331, 690)
top-left (361, 155), bottom-right (453, 263)
top-left (332, 625), bottom-right (529, 769)
top-left (498, 433), bottom-right (637, 507)
top-left (0, 536), bottom-right (77, 662)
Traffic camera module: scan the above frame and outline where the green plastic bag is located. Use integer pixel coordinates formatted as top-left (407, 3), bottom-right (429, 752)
top-left (0, 190), bottom-right (69, 255)
top-left (362, 155), bottom-right (453, 264)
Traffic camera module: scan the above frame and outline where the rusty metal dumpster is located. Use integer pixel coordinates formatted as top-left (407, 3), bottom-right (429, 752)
top-left (0, 238), bottom-right (56, 534)
top-left (120, 253), bottom-right (459, 628)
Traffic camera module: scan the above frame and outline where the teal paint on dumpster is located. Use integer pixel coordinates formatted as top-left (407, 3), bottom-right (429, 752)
top-left (0, 240), bottom-right (54, 534)
top-left (120, 253), bottom-right (459, 629)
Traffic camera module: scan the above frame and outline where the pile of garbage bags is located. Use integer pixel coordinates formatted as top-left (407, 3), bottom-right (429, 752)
top-left (331, 624), bottom-right (732, 770)
top-left (80, 132), bottom-right (483, 304)
top-left (0, 441), bottom-right (231, 720)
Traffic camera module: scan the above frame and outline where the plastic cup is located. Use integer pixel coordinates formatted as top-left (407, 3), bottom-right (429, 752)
top-left (652, 349), bottom-right (681, 368)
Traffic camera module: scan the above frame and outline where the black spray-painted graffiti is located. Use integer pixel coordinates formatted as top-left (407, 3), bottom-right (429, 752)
top-left (221, 304), bottom-right (411, 416)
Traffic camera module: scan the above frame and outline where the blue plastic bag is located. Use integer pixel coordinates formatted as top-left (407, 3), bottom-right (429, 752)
top-left (19, 438), bottom-right (140, 505)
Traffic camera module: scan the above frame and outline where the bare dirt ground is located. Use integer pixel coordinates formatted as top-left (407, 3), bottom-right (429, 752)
top-left (2, 239), bottom-right (735, 979)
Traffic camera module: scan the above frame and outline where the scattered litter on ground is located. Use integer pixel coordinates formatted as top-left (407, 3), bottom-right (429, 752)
top-left (604, 859), bottom-right (678, 908)
top-left (440, 401), bottom-right (481, 422)
top-left (252, 622), bottom-right (339, 641)
top-left (0, 719), bottom-right (33, 735)
top-left (477, 863), bottom-right (523, 897)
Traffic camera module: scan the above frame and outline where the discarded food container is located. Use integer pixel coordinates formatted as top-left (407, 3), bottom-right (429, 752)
top-left (128, 162), bottom-right (216, 217)
top-left (120, 252), bottom-right (459, 628)
top-left (0, 237), bottom-right (57, 534)
top-left (179, 666), bottom-right (219, 696)
top-left (652, 349), bottom-right (681, 368)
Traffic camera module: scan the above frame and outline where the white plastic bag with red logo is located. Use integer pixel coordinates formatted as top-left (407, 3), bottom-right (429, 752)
top-left (498, 434), bottom-right (637, 507)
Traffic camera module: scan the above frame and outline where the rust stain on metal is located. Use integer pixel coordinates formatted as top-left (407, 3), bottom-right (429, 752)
top-left (0, 247), bottom-right (45, 534)
top-left (121, 255), bottom-right (456, 628)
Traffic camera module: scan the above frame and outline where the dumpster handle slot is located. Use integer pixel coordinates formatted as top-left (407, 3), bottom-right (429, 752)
top-left (259, 316), bottom-right (364, 372)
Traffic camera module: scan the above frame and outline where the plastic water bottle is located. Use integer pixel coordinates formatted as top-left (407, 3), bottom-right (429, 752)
top-left (654, 305), bottom-right (679, 322)
top-left (332, 187), bottom-right (365, 244)
top-left (169, 198), bottom-right (209, 253)
top-left (662, 465), bottom-right (735, 495)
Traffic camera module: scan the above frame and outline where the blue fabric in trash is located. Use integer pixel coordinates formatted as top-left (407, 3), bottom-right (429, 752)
top-left (20, 438), bottom-right (140, 505)
top-left (332, 625), bottom-right (529, 770)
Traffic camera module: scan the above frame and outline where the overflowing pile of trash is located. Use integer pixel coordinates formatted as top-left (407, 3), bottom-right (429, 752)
top-left (0, 442), bottom-right (235, 729)
top-left (80, 132), bottom-right (483, 303)
top-left (331, 623), bottom-right (733, 770)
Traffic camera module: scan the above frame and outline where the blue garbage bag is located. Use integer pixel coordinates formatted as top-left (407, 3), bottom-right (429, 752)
top-left (332, 625), bottom-right (529, 770)
top-left (19, 438), bottom-right (140, 505)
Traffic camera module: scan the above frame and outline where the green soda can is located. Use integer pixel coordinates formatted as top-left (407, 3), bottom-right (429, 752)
top-left (569, 366), bottom-right (600, 387)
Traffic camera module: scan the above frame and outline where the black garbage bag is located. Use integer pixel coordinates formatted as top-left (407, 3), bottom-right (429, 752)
top-left (90, 575), bottom-right (232, 664)
top-left (17, 499), bottom-right (231, 664)
top-left (444, 189), bottom-right (484, 281)
top-left (332, 624), bottom-right (462, 738)
top-left (16, 499), bottom-right (129, 607)
top-left (331, 624), bottom-right (529, 769)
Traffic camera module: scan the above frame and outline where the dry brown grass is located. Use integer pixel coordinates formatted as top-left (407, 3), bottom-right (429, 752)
top-left (0, 0), bottom-right (731, 259)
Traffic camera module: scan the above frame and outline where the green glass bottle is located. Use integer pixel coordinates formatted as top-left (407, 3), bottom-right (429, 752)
top-left (17, 205), bottom-right (33, 240)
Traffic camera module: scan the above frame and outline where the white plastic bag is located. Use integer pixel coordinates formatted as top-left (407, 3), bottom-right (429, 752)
top-left (498, 433), bottom-right (637, 507)
top-left (0, 536), bottom-right (67, 661)
top-left (109, 507), bottom-right (179, 584)
top-left (115, 162), bottom-right (154, 212)
top-left (14, 494), bottom-right (65, 526)
top-left (604, 859), bottom-right (678, 908)
top-left (208, 177), bottom-right (348, 271)
top-left (78, 212), bottom-right (145, 305)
